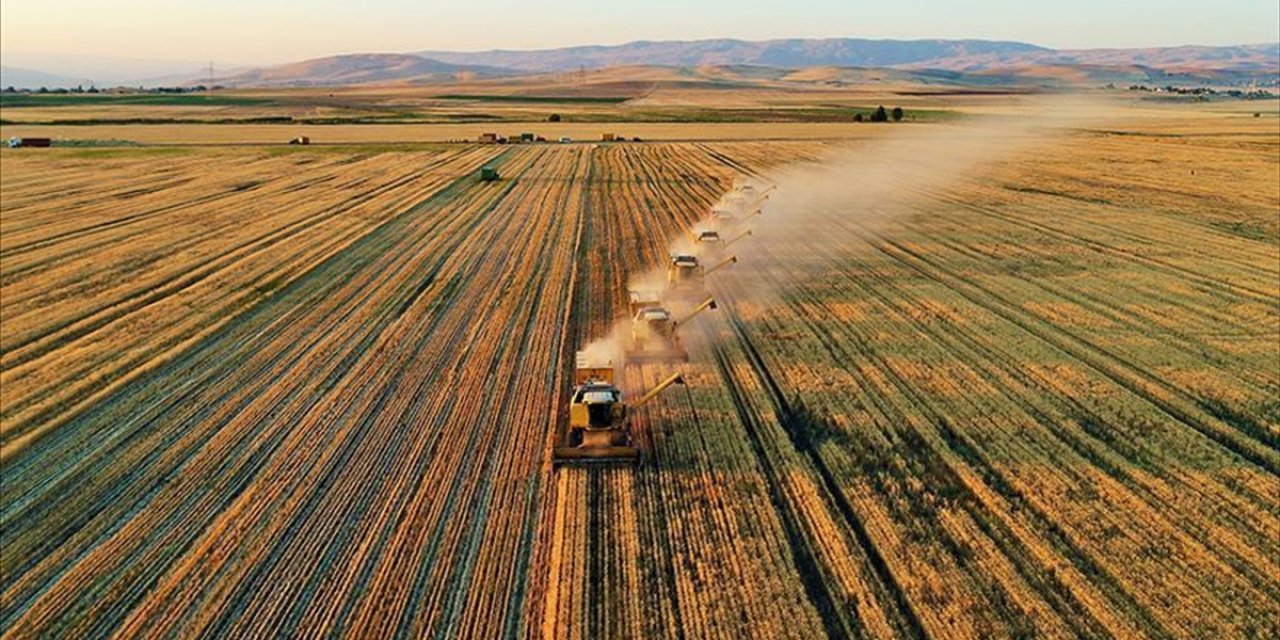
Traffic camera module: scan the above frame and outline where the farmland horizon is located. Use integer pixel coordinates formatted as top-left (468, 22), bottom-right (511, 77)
top-left (3, 35), bottom-right (1278, 91)
top-left (3, 0), bottom-right (1279, 63)
top-left (1, 2), bottom-right (1277, 638)
top-left (5, 34), bottom-right (1279, 67)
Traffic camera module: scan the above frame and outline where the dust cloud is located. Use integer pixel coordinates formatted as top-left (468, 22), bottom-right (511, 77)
top-left (704, 95), bottom-right (1122, 307)
top-left (581, 95), bottom-right (1121, 369)
top-left (576, 319), bottom-right (631, 371)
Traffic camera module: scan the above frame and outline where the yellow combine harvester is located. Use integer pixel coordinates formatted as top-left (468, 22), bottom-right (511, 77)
top-left (693, 228), bottom-right (752, 253)
top-left (667, 254), bottom-right (736, 298)
top-left (552, 352), bottom-right (686, 466)
top-left (693, 229), bottom-right (723, 246)
top-left (710, 208), bottom-right (761, 230)
top-left (720, 184), bottom-right (775, 212)
top-left (626, 297), bottom-right (718, 363)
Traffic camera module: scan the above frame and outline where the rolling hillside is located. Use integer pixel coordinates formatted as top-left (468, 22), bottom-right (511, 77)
top-left (210, 53), bottom-right (518, 88)
top-left (416, 38), bottom-right (1050, 71)
top-left (0, 66), bottom-right (94, 90)
top-left (10, 39), bottom-right (1277, 90)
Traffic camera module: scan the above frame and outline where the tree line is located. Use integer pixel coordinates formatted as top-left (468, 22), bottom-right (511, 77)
top-left (854, 106), bottom-right (905, 123)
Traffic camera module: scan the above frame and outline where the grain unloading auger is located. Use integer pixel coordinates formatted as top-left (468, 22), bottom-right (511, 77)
top-left (721, 228), bottom-right (753, 250)
top-left (626, 296), bottom-right (718, 363)
top-left (552, 352), bottom-right (686, 466)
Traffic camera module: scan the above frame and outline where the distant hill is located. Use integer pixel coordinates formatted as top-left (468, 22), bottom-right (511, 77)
top-left (0, 65), bottom-right (94, 90)
top-left (415, 38), bottom-right (1050, 72)
top-left (1, 52), bottom-right (214, 88)
top-left (899, 43), bottom-right (1280, 77)
top-left (408, 38), bottom-right (1278, 88)
top-left (9, 38), bottom-right (1275, 90)
top-left (1028, 44), bottom-right (1278, 73)
top-left (209, 54), bottom-right (519, 88)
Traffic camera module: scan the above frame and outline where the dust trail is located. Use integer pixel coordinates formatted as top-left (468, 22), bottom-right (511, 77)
top-left (577, 320), bottom-right (630, 370)
top-left (706, 95), bottom-right (1123, 311)
top-left (585, 96), bottom-right (1117, 365)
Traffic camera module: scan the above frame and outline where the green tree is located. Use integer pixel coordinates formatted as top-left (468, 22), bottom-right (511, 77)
top-left (870, 105), bottom-right (888, 122)
top-left (548, 113), bottom-right (562, 122)
top-left (891, 106), bottom-right (904, 122)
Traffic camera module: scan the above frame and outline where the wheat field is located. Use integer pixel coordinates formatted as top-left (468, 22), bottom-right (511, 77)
top-left (1, 105), bottom-right (1277, 638)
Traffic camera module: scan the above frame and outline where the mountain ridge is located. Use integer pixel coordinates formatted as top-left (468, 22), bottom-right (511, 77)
top-left (207, 53), bottom-right (518, 88)
top-left (414, 37), bottom-right (1053, 71)
top-left (5, 38), bottom-right (1276, 89)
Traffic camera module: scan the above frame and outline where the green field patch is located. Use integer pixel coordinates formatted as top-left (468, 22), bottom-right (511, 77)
top-left (588, 106), bottom-right (961, 123)
top-left (433, 94), bottom-right (631, 104)
top-left (0, 93), bottom-right (271, 108)
top-left (3, 116), bottom-right (294, 126)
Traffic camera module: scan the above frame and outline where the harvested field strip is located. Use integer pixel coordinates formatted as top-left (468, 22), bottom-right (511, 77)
top-left (4, 146), bottom-right (586, 638)
top-left (720, 283), bottom-right (1117, 638)
top-left (860, 231), bottom-right (1279, 472)
top-left (822, 182), bottom-right (1280, 411)
top-left (933, 187), bottom-right (1277, 304)
top-left (711, 258), bottom-right (1269, 634)
top-left (1003, 134), bottom-right (1280, 234)
top-left (895, 205), bottom-right (1277, 398)
top-left (0, 148), bottom-right (499, 453)
top-left (702, 140), bottom-right (1277, 636)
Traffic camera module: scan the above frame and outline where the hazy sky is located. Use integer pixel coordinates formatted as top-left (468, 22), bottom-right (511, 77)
top-left (3, 0), bottom-right (1278, 65)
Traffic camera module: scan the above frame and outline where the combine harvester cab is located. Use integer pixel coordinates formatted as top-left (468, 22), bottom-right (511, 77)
top-left (553, 352), bottom-right (686, 467)
top-left (626, 297), bottom-right (718, 364)
top-left (667, 254), bottom-right (704, 294)
top-left (628, 307), bottom-right (684, 363)
top-left (692, 229), bottom-right (724, 256)
top-left (628, 290), bottom-right (663, 317)
top-left (694, 229), bottom-right (723, 245)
